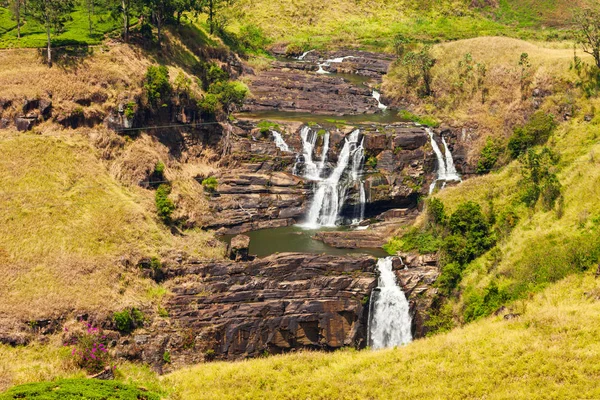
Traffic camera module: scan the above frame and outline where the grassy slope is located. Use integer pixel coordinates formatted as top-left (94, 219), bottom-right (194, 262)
top-left (0, 5), bottom-right (118, 49)
top-left (226, 0), bottom-right (585, 51)
top-left (166, 273), bottom-right (600, 399)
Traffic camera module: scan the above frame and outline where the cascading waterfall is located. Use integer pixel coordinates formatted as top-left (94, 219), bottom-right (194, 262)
top-left (297, 50), bottom-right (314, 60)
top-left (427, 128), bottom-right (461, 194)
top-left (372, 90), bottom-right (387, 110)
top-left (271, 130), bottom-right (291, 153)
top-left (296, 126), bottom-right (321, 180)
top-left (368, 257), bottom-right (412, 349)
top-left (316, 56), bottom-right (355, 75)
top-left (301, 130), bottom-right (364, 228)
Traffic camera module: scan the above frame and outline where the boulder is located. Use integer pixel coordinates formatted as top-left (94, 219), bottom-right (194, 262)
top-left (15, 116), bottom-right (38, 131)
top-left (228, 234), bottom-right (251, 261)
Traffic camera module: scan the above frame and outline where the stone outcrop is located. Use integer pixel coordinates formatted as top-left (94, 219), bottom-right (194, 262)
top-left (227, 234), bottom-right (251, 261)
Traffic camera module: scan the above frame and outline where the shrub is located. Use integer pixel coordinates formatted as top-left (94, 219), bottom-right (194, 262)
top-left (207, 81), bottom-right (248, 114)
top-left (68, 321), bottom-right (112, 374)
top-left (436, 262), bottom-right (462, 295)
top-left (366, 156), bottom-right (378, 169)
top-left (155, 184), bottom-right (175, 223)
top-left (202, 177), bottom-right (218, 193)
top-left (207, 63), bottom-right (229, 86)
top-left (0, 379), bottom-right (160, 400)
top-left (508, 112), bottom-right (556, 158)
top-left (519, 147), bottom-right (561, 209)
top-left (443, 201), bottom-right (494, 265)
top-left (199, 93), bottom-right (221, 115)
top-left (476, 138), bottom-right (500, 174)
top-left (154, 161), bottom-right (165, 176)
top-left (285, 43), bottom-right (304, 57)
top-left (257, 120), bottom-right (280, 134)
top-left (398, 110), bottom-right (440, 127)
top-left (124, 102), bottom-right (136, 119)
top-left (144, 65), bottom-right (171, 108)
top-left (427, 197), bottom-right (446, 225)
top-left (238, 24), bottom-right (270, 52)
top-left (384, 228), bottom-right (442, 255)
top-left (113, 308), bottom-right (145, 334)
top-left (163, 350), bottom-right (171, 364)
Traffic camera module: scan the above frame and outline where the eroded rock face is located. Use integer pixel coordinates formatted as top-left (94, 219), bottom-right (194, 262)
top-left (162, 253), bottom-right (378, 360)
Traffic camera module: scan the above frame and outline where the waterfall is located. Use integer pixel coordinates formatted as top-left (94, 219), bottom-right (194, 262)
top-left (297, 50), bottom-right (314, 60)
top-left (368, 257), bottom-right (412, 350)
top-left (316, 55), bottom-right (355, 75)
top-left (301, 130), bottom-right (364, 228)
top-left (372, 90), bottom-right (387, 110)
top-left (427, 128), bottom-right (461, 194)
top-left (358, 181), bottom-right (366, 222)
top-left (296, 126), bottom-right (321, 180)
top-left (318, 132), bottom-right (330, 175)
top-left (271, 130), bottom-right (291, 153)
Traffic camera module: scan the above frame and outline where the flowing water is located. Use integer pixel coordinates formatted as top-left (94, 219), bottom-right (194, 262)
top-left (301, 130), bottom-right (364, 228)
top-left (368, 257), bottom-right (413, 349)
top-left (316, 55), bottom-right (356, 74)
top-left (271, 130), bottom-right (291, 152)
top-left (427, 128), bottom-right (461, 194)
top-left (372, 90), bottom-right (387, 110)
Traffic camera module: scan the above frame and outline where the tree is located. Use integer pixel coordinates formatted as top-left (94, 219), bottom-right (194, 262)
top-left (109, 0), bottom-right (140, 42)
top-left (10, 0), bottom-right (23, 39)
top-left (574, 7), bottom-right (600, 68)
top-left (202, 0), bottom-right (235, 35)
top-left (84, 0), bottom-right (94, 36)
top-left (27, 0), bottom-right (74, 67)
top-left (402, 45), bottom-right (436, 97)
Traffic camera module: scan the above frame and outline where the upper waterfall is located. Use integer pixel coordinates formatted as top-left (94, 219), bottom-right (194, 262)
top-left (300, 129), bottom-right (365, 228)
top-left (368, 257), bottom-right (412, 349)
top-left (427, 128), bottom-right (461, 194)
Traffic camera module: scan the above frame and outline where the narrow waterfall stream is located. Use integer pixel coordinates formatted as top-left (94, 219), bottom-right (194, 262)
top-left (300, 129), bottom-right (365, 228)
top-left (368, 257), bottom-right (413, 349)
top-left (271, 130), bottom-right (291, 152)
top-left (316, 55), bottom-right (355, 74)
top-left (427, 128), bottom-right (461, 194)
top-left (372, 90), bottom-right (387, 110)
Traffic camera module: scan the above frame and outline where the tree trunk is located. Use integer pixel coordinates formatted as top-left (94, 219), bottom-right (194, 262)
top-left (122, 0), bottom-right (129, 42)
top-left (209, 0), bottom-right (214, 34)
top-left (88, 0), bottom-right (93, 36)
top-left (157, 11), bottom-right (162, 48)
top-left (16, 0), bottom-right (21, 39)
top-left (45, 22), bottom-right (52, 68)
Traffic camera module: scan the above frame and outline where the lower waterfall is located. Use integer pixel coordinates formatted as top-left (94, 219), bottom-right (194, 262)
top-left (271, 130), bottom-right (291, 152)
top-left (427, 128), bottom-right (461, 194)
top-left (368, 257), bottom-right (412, 349)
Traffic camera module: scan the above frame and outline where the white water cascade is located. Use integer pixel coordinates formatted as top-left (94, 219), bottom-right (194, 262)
top-left (427, 128), bottom-right (461, 194)
top-left (316, 56), bottom-right (355, 75)
top-left (271, 130), bottom-right (291, 153)
top-left (301, 130), bottom-right (364, 228)
top-left (297, 50), bottom-right (314, 60)
top-left (294, 126), bottom-right (327, 180)
top-left (368, 257), bottom-right (413, 349)
top-left (372, 90), bottom-right (387, 110)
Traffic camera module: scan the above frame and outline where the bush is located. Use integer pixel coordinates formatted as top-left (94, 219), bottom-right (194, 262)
top-left (154, 161), bottom-right (165, 176)
top-left (155, 184), bottom-right (175, 223)
top-left (443, 201), bottom-right (494, 264)
top-left (144, 65), bottom-right (171, 108)
top-left (436, 262), bottom-right (462, 295)
top-left (476, 138), bottom-right (500, 174)
top-left (519, 147), bottom-right (561, 209)
top-left (257, 120), bottom-right (280, 134)
top-left (285, 43), bottom-right (304, 57)
top-left (427, 197), bottom-right (446, 225)
top-left (398, 110), bottom-right (440, 127)
top-left (201, 177), bottom-right (218, 193)
top-left (0, 379), bottom-right (160, 400)
top-left (67, 321), bottom-right (112, 374)
top-left (508, 112), bottom-right (556, 158)
top-left (238, 24), bottom-right (270, 52)
top-left (366, 156), bottom-right (378, 169)
top-left (207, 63), bottom-right (229, 86)
top-left (384, 228), bottom-right (442, 255)
top-left (113, 308), bottom-right (145, 334)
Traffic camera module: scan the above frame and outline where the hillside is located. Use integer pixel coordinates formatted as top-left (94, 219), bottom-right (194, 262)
top-left (1, 1), bottom-right (600, 399)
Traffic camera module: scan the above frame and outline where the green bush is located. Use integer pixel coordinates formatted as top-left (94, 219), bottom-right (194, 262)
top-left (519, 147), bottom-right (561, 209)
top-left (124, 102), bottom-right (137, 119)
top-left (508, 111), bottom-right (556, 158)
top-left (398, 110), bottom-right (440, 127)
top-left (201, 177), bottom-right (218, 193)
top-left (257, 120), bottom-right (281, 134)
top-left (427, 197), bottom-right (446, 225)
top-left (436, 262), bottom-right (462, 295)
top-left (366, 156), bottom-right (378, 169)
top-left (144, 65), bottom-right (171, 108)
top-left (238, 24), bottom-right (270, 53)
top-left (476, 138), bottom-right (500, 174)
top-left (285, 43), bottom-right (304, 57)
top-left (113, 308), bottom-right (145, 334)
top-left (200, 81), bottom-right (248, 116)
top-left (443, 201), bottom-right (494, 265)
top-left (155, 184), bottom-right (175, 223)
top-left (154, 161), bottom-right (165, 176)
top-left (462, 281), bottom-right (509, 322)
top-left (163, 350), bottom-right (171, 364)
top-left (384, 228), bottom-right (442, 255)
top-left (0, 379), bottom-right (160, 400)
top-left (207, 63), bottom-right (229, 86)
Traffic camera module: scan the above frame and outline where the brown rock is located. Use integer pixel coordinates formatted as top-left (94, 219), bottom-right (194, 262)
top-left (228, 234), bottom-right (251, 261)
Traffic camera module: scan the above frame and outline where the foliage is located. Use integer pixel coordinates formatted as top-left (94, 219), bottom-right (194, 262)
top-left (0, 379), bottom-right (160, 400)
top-left (144, 65), bottom-right (172, 108)
top-left (26, 0), bottom-right (75, 66)
top-left (476, 138), bottom-right (500, 174)
top-left (519, 147), bottom-right (561, 210)
top-left (462, 281), bottom-right (509, 322)
top-left (398, 110), bottom-right (439, 127)
top-left (518, 52), bottom-right (532, 98)
top-left (426, 197), bottom-right (446, 225)
top-left (113, 308), bottom-right (145, 334)
top-left (400, 45), bottom-right (436, 96)
top-left (154, 161), bottom-right (166, 176)
top-left (574, 6), bottom-right (600, 68)
top-left (257, 121), bottom-right (280, 134)
top-left (67, 321), bottom-right (112, 374)
top-left (508, 111), bottom-right (556, 158)
top-left (436, 262), bottom-right (462, 296)
top-left (366, 156), bottom-right (377, 169)
top-left (201, 176), bottom-right (218, 193)
top-left (155, 184), bottom-right (176, 223)
top-left (384, 228), bottom-right (442, 255)
top-left (200, 80), bottom-right (248, 115)
top-left (237, 23), bottom-right (270, 53)
top-left (163, 351), bottom-right (171, 364)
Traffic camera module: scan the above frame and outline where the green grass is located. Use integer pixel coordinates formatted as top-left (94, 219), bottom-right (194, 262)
top-left (0, 379), bottom-right (160, 400)
top-left (0, 5), bottom-right (119, 49)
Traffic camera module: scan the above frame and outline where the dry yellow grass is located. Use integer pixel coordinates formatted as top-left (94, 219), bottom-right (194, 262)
top-left (165, 273), bottom-right (600, 399)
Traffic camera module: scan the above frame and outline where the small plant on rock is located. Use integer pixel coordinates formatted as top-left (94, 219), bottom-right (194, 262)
top-left (67, 321), bottom-right (112, 374)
